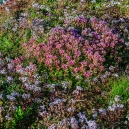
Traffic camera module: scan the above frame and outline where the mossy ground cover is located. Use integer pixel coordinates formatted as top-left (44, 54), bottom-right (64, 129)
top-left (0, 0), bottom-right (129, 128)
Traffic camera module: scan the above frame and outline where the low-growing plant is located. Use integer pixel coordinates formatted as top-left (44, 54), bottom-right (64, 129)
top-left (0, 0), bottom-right (129, 128)
top-left (23, 18), bottom-right (125, 87)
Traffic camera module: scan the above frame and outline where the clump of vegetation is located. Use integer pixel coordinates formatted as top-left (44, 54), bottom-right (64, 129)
top-left (0, 0), bottom-right (129, 128)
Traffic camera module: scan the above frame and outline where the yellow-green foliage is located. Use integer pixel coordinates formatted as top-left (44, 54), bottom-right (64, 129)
top-left (109, 75), bottom-right (129, 104)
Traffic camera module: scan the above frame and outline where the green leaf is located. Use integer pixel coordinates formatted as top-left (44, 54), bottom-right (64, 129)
top-left (23, 107), bottom-right (32, 117)
top-left (14, 106), bottom-right (23, 120)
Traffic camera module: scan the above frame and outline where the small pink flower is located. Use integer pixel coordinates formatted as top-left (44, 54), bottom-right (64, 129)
top-left (110, 42), bottom-right (115, 48)
top-left (13, 58), bottom-right (21, 64)
top-left (101, 42), bottom-right (106, 48)
top-left (83, 71), bottom-right (92, 78)
top-left (80, 61), bottom-right (87, 67)
top-left (99, 66), bottom-right (104, 71)
top-left (73, 68), bottom-right (79, 74)
top-left (45, 59), bottom-right (52, 66)
top-left (56, 44), bottom-right (62, 49)
top-left (59, 50), bottom-right (65, 55)
top-left (22, 43), bottom-right (27, 48)
top-left (89, 64), bottom-right (93, 70)
top-left (75, 51), bottom-right (81, 57)
top-left (34, 51), bottom-right (39, 57)
top-left (74, 16), bottom-right (80, 23)
top-left (65, 55), bottom-right (71, 61)
top-left (117, 57), bottom-right (122, 62)
top-left (55, 60), bottom-right (60, 65)
top-left (68, 60), bottom-right (75, 66)
top-left (16, 65), bottom-right (22, 71)
top-left (119, 38), bottom-right (124, 43)
top-left (62, 64), bottom-right (68, 70)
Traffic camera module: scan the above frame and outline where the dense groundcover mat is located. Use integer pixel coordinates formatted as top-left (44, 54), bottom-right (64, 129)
top-left (0, 0), bottom-right (129, 128)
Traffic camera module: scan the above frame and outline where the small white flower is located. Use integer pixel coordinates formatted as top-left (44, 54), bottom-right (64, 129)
top-left (72, 90), bottom-right (79, 95)
top-left (11, 91), bottom-right (20, 97)
top-left (70, 116), bottom-right (79, 129)
top-left (20, 77), bottom-right (28, 83)
top-left (67, 107), bottom-right (76, 112)
top-left (92, 113), bottom-right (98, 119)
top-left (62, 81), bottom-right (69, 89)
top-left (5, 7), bottom-right (10, 13)
top-left (51, 84), bottom-right (56, 89)
top-left (114, 95), bottom-right (121, 102)
top-left (108, 105), bottom-right (117, 111)
top-left (92, 77), bottom-right (98, 82)
top-left (7, 63), bottom-right (13, 70)
top-left (98, 108), bottom-right (106, 115)
top-left (77, 112), bottom-right (87, 123)
top-left (46, 7), bottom-right (50, 11)
top-left (5, 57), bottom-right (12, 62)
top-left (33, 86), bottom-right (41, 92)
top-left (5, 114), bottom-right (11, 120)
top-left (0, 69), bottom-right (7, 74)
top-left (112, 73), bottom-right (118, 77)
top-left (109, 101), bottom-right (113, 105)
top-left (40, 105), bottom-right (46, 111)
top-left (39, 111), bottom-right (48, 117)
top-left (22, 93), bottom-right (31, 100)
top-left (0, 106), bottom-right (3, 113)
top-left (7, 76), bottom-right (13, 81)
top-left (76, 86), bottom-right (83, 91)
top-left (9, 106), bottom-right (17, 111)
top-left (12, 27), bottom-right (17, 32)
top-left (125, 42), bottom-right (129, 47)
top-left (32, 3), bottom-right (39, 8)
top-left (6, 95), bottom-right (16, 101)
top-left (80, 0), bottom-right (86, 3)
top-left (87, 120), bottom-right (97, 129)
top-left (105, 71), bottom-right (111, 76)
top-left (109, 66), bottom-right (115, 71)
top-left (120, 18), bottom-right (125, 22)
top-left (0, 94), bottom-right (3, 99)
top-left (7, 76), bottom-right (13, 83)
top-left (126, 114), bottom-right (129, 121)
top-left (76, 75), bottom-right (82, 79)
top-left (40, 5), bottom-right (45, 9)
top-left (35, 98), bottom-right (42, 103)
top-left (91, 0), bottom-right (96, 3)
top-left (117, 104), bottom-right (124, 109)
top-left (48, 124), bottom-right (57, 129)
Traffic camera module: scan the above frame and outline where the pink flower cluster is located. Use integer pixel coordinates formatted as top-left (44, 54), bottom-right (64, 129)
top-left (74, 15), bottom-right (87, 28)
top-left (23, 18), bottom-right (124, 80)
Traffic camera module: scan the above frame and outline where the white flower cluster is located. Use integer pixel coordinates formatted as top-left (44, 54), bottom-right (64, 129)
top-left (11, 91), bottom-right (20, 97)
top-left (6, 95), bottom-right (16, 101)
top-left (49, 111), bottom-right (98, 129)
top-left (22, 93), bottom-right (31, 100)
top-left (102, 0), bottom-right (122, 8)
top-left (77, 112), bottom-right (87, 123)
top-left (108, 98), bottom-right (124, 111)
top-left (0, 94), bottom-right (3, 99)
top-left (73, 86), bottom-right (83, 95)
top-left (49, 98), bottom-right (66, 107)
top-left (6, 76), bottom-right (13, 84)
top-left (32, 2), bottom-right (50, 11)
top-left (98, 108), bottom-right (106, 115)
